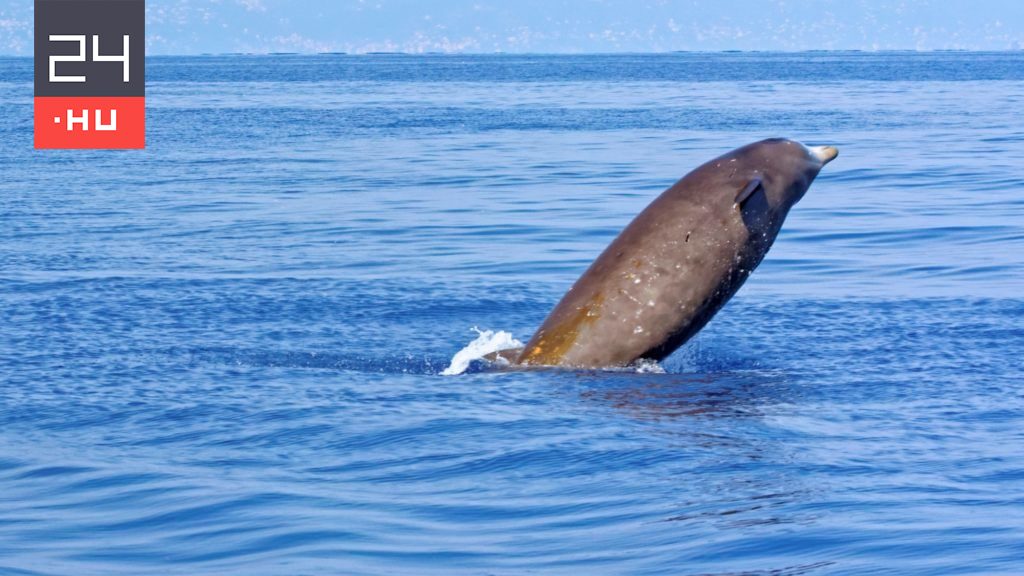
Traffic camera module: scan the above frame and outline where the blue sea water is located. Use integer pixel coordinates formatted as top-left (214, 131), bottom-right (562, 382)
top-left (1, 52), bottom-right (1024, 574)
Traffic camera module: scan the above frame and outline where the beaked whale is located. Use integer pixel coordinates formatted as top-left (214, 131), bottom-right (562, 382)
top-left (508, 138), bottom-right (838, 369)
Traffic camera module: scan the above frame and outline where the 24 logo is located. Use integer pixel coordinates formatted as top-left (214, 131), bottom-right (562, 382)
top-left (34, 1), bottom-right (145, 149)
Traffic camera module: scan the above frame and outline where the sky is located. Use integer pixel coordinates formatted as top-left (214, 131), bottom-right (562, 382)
top-left (1, 0), bottom-right (1022, 55)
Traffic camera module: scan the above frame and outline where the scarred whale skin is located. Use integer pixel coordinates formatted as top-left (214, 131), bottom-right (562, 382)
top-left (515, 138), bottom-right (838, 368)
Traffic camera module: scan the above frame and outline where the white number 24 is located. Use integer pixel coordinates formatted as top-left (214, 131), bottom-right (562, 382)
top-left (49, 35), bottom-right (130, 83)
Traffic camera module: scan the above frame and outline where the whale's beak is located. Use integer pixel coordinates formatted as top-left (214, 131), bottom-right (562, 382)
top-left (809, 145), bottom-right (839, 165)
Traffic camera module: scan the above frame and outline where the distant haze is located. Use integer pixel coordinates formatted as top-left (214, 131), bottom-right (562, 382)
top-left (1, 0), bottom-right (1022, 55)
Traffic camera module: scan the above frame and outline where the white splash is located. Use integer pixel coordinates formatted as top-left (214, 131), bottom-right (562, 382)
top-left (633, 358), bottom-right (666, 374)
top-left (442, 328), bottom-right (523, 376)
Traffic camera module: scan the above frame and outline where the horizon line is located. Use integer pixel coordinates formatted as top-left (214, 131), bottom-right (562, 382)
top-left (2, 48), bottom-right (1024, 58)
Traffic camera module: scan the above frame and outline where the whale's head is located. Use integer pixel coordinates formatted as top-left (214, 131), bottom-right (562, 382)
top-left (739, 138), bottom-right (838, 214)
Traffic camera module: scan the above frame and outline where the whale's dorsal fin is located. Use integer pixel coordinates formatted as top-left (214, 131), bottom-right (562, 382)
top-left (735, 177), bottom-right (763, 207)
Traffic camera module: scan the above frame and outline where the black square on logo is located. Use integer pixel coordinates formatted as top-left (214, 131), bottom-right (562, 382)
top-left (35, 0), bottom-right (145, 97)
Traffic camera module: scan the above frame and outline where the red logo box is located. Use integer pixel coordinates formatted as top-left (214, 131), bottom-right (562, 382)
top-left (35, 96), bottom-right (145, 149)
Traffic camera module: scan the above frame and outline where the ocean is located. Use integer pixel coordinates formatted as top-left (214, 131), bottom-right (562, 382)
top-left (1, 52), bottom-right (1023, 574)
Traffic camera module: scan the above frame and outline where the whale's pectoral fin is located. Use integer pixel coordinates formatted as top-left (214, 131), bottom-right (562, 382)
top-left (483, 347), bottom-right (525, 365)
top-left (734, 177), bottom-right (764, 207)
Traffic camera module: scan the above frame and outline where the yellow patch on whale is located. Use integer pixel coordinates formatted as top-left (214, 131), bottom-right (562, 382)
top-left (521, 293), bottom-right (604, 365)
